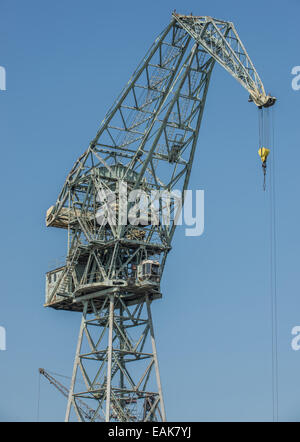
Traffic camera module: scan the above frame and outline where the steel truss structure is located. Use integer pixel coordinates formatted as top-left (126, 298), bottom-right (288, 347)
top-left (45, 13), bottom-right (275, 422)
top-left (65, 295), bottom-right (165, 422)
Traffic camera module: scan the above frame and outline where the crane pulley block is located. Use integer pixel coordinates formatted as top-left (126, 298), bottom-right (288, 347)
top-left (258, 147), bottom-right (270, 164)
top-left (258, 147), bottom-right (270, 191)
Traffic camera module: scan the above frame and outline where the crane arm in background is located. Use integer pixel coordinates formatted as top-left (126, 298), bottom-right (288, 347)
top-left (38, 368), bottom-right (105, 422)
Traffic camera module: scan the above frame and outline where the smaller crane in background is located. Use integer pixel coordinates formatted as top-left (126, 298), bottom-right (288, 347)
top-left (38, 368), bottom-right (105, 422)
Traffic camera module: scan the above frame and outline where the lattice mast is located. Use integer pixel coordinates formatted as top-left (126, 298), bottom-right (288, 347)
top-left (45, 13), bottom-right (275, 422)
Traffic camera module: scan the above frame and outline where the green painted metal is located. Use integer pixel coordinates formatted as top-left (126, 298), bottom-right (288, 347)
top-left (45, 14), bottom-right (274, 422)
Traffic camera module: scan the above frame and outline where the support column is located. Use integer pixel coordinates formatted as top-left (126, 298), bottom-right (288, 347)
top-left (65, 302), bottom-right (88, 422)
top-left (65, 294), bottom-right (165, 422)
top-left (105, 294), bottom-right (114, 421)
top-left (146, 295), bottom-right (166, 422)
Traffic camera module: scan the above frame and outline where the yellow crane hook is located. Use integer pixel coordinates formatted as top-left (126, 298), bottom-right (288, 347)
top-left (258, 147), bottom-right (270, 191)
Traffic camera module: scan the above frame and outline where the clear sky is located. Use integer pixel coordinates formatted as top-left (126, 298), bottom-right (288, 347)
top-left (1, 0), bottom-right (300, 422)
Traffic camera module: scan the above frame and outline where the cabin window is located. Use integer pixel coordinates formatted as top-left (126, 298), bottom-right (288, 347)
top-left (152, 264), bottom-right (159, 275)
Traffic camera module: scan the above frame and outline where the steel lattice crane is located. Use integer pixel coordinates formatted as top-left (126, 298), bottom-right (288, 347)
top-left (44, 13), bottom-right (275, 422)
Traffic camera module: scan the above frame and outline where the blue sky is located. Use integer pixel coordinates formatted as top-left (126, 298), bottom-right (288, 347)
top-left (1, 0), bottom-right (300, 421)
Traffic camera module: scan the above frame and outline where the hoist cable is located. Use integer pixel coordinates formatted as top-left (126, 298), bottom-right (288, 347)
top-left (37, 370), bottom-right (41, 422)
top-left (258, 106), bottom-right (279, 420)
top-left (47, 369), bottom-right (72, 381)
top-left (269, 107), bottom-right (279, 422)
top-left (258, 108), bottom-right (262, 147)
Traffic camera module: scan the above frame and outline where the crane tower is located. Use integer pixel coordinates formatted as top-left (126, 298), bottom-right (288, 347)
top-left (45, 13), bottom-right (275, 422)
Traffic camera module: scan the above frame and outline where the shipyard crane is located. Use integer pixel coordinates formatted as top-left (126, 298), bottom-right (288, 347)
top-left (44, 12), bottom-right (275, 422)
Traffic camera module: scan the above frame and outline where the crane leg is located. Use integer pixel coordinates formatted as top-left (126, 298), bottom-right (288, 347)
top-left (65, 294), bottom-right (165, 422)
